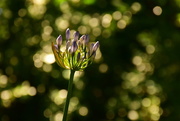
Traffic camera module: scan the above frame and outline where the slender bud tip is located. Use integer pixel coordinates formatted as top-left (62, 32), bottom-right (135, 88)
top-left (93, 41), bottom-right (99, 52)
top-left (66, 28), bottom-right (70, 40)
top-left (56, 35), bottom-right (62, 47)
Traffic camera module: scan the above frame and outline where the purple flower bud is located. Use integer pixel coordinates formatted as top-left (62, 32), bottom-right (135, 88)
top-left (70, 41), bottom-right (78, 53)
top-left (80, 35), bottom-right (85, 41)
top-left (84, 35), bottom-right (89, 45)
top-left (92, 41), bottom-right (99, 52)
top-left (73, 31), bottom-right (79, 41)
top-left (88, 43), bottom-right (94, 57)
top-left (66, 28), bottom-right (70, 41)
top-left (79, 35), bottom-right (85, 47)
top-left (56, 35), bottom-right (62, 47)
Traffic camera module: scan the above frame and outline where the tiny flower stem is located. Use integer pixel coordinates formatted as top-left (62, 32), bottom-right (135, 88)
top-left (62, 70), bottom-right (75, 121)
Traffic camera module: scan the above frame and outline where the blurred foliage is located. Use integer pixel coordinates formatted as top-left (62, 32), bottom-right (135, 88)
top-left (0, 0), bottom-right (180, 121)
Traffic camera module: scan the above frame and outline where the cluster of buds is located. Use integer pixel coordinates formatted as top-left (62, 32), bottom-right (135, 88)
top-left (52, 28), bottom-right (99, 71)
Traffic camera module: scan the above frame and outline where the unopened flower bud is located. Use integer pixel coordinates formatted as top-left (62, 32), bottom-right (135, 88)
top-left (92, 41), bottom-right (99, 52)
top-left (79, 35), bottom-right (86, 47)
top-left (80, 35), bottom-right (85, 41)
top-left (70, 41), bottom-right (78, 54)
top-left (66, 28), bottom-right (70, 41)
top-left (56, 35), bottom-right (62, 48)
top-left (73, 31), bottom-right (79, 41)
top-left (84, 35), bottom-right (89, 45)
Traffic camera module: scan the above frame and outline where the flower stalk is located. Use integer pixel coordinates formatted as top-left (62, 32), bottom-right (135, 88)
top-left (62, 70), bottom-right (75, 121)
top-left (52, 28), bottom-right (100, 121)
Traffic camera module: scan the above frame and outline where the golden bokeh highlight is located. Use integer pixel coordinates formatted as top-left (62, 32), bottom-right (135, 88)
top-left (55, 17), bottom-right (69, 30)
top-left (89, 18), bottom-right (99, 27)
top-left (129, 101), bottom-right (141, 110)
top-left (50, 89), bottom-right (67, 105)
top-left (75, 80), bottom-right (84, 90)
top-left (0, 79), bottom-right (37, 108)
top-left (92, 27), bottom-right (101, 37)
top-left (128, 110), bottom-right (139, 120)
top-left (78, 25), bottom-right (88, 34)
top-left (153, 6), bottom-right (162, 16)
top-left (142, 98), bottom-right (151, 107)
top-left (102, 14), bottom-right (112, 28)
top-left (112, 11), bottom-right (122, 20)
top-left (99, 63), bottom-right (108, 73)
top-left (0, 75), bottom-right (8, 88)
top-left (117, 29), bottom-right (162, 121)
top-left (131, 2), bottom-right (141, 13)
top-left (43, 54), bottom-right (55, 64)
top-left (79, 106), bottom-right (88, 116)
top-left (28, 5), bottom-right (47, 19)
top-left (146, 45), bottom-right (155, 54)
top-left (132, 56), bottom-right (142, 66)
top-left (1, 90), bottom-right (12, 100)
top-left (71, 12), bottom-right (82, 24)
top-left (54, 112), bottom-right (63, 121)
top-left (117, 20), bottom-right (127, 29)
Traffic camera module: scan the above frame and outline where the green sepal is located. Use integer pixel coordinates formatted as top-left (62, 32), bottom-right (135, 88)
top-left (52, 42), bottom-right (69, 69)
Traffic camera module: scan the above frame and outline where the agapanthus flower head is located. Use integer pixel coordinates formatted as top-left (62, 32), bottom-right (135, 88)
top-left (52, 28), bottom-right (100, 71)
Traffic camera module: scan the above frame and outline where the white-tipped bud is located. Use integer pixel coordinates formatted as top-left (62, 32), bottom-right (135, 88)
top-left (73, 31), bottom-right (79, 41)
top-left (79, 35), bottom-right (86, 48)
top-left (66, 28), bottom-right (70, 41)
top-left (92, 41), bottom-right (99, 52)
top-left (56, 35), bottom-right (62, 47)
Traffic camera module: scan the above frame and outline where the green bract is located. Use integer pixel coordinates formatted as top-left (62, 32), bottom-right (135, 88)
top-left (52, 28), bottom-right (99, 71)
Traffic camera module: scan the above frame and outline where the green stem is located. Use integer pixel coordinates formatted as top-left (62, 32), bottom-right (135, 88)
top-left (62, 70), bottom-right (75, 121)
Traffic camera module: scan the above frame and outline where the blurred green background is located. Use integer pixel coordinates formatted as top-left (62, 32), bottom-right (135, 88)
top-left (0, 0), bottom-right (180, 121)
